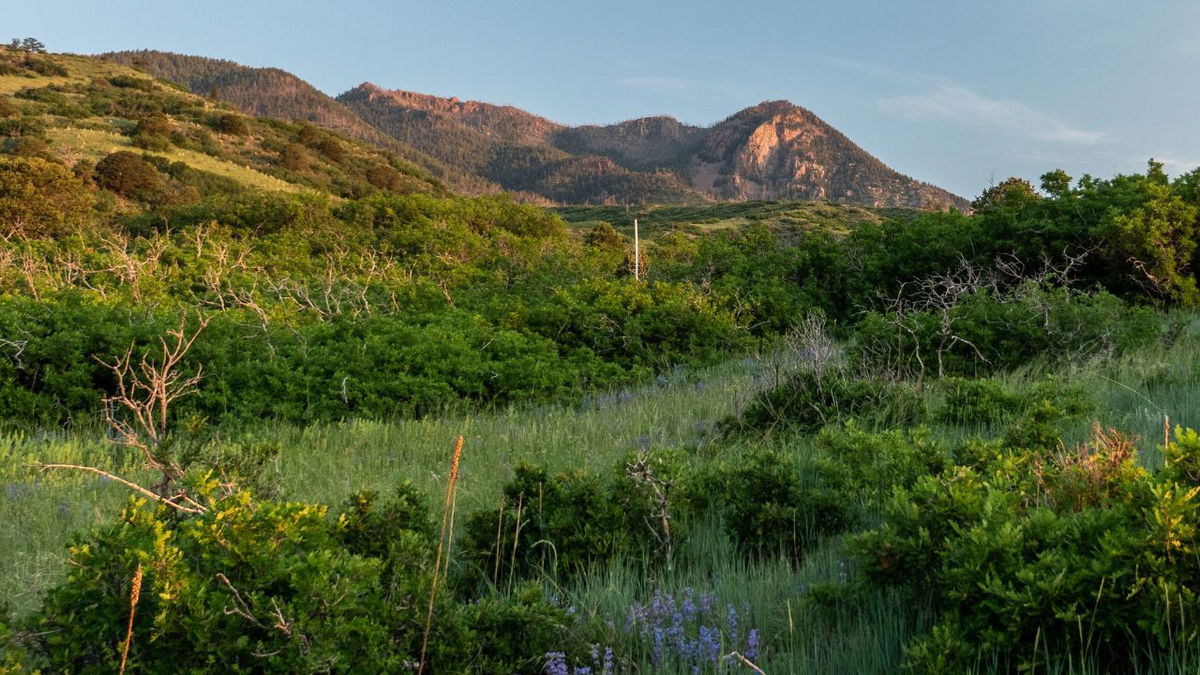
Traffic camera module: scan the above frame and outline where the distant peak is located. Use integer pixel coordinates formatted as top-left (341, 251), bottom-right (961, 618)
top-left (343, 81), bottom-right (385, 97)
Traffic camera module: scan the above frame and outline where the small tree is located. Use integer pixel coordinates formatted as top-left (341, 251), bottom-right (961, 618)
top-left (95, 151), bottom-right (163, 200)
top-left (20, 37), bottom-right (46, 53)
top-left (0, 157), bottom-right (94, 238)
top-left (212, 112), bottom-right (249, 136)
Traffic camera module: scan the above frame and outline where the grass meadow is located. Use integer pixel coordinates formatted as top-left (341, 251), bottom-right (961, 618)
top-left (3, 325), bottom-right (1199, 672)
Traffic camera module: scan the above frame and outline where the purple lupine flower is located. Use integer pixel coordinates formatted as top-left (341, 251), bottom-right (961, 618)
top-left (699, 592), bottom-right (716, 616)
top-left (590, 644), bottom-right (599, 668)
top-left (725, 603), bottom-right (738, 638)
top-left (681, 587), bottom-right (697, 621)
top-left (652, 625), bottom-right (665, 667)
top-left (625, 602), bottom-right (644, 631)
top-left (746, 628), bottom-right (760, 660)
top-left (575, 668), bottom-right (592, 675)
top-left (544, 652), bottom-right (569, 675)
top-left (699, 624), bottom-right (721, 664)
top-left (651, 590), bottom-right (672, 622)
top-left (669, 611), bottom-right (686, 653)
top-left (603, 646), bottom-right (613, 674)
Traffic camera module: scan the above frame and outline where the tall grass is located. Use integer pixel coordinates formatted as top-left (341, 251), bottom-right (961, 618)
top-left (0, 355), bottom-right (764, 613)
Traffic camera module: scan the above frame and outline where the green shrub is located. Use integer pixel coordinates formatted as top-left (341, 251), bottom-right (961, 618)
top-left (0, 156), bottom-right (94, 237)
top-left (686, 449), bottom-right (849, 558)
top-left (853, 426), bottom-right (1200, 671)
top-left (852, 286), bottom-right (1162, 378)
top-left (465, 583), bottom-right (576, 674)
top-left (460, 464), bottom-right (651, 585)
top-left (729, 370), bottom-right (925, 436)
top-left (23, 492), bottom-right (470, 672)
top-left (212, 112), bottom-right (249, 136)
top-left (94, 150), bottom-right (163, 200)
top-left (935, 377), bottom-right (1020, 425)
top-left (108, 74), bottom-right (156, 91)
top-left (816, 423), bottom-right (949, 504)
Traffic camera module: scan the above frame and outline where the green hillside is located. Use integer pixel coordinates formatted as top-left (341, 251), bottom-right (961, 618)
top-left (0, 48), bottom-right (444, 211)
top-left (99, 49), bottom-right (498, 196)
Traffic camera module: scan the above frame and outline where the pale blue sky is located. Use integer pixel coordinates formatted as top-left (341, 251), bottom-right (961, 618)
top-left (12, 1), bottom-right (1200, 198)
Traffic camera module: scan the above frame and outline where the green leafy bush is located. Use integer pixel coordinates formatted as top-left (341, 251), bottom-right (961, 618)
top-left (94, 151), bottom-right (164, 201)
top-left (23, 491), bottom-right (468, 672)
top-left (460, 464), bottom-right (655, 585)
top-left (854, 427), bottom-right (1200, 672)
top-left (728, 370), bottom-right (925, 436)
top-left (685, 449), bottom-right (849, 558)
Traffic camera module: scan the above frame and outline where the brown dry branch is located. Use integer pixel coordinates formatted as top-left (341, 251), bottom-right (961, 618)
top-left (627, 451), bottom-right (675, 569)
top-left (723, 651), bottom-right (767, 674)
top-left (98, 312), bottom-right (210, 495)
top-left (36, 463), bottom-right (205, 514)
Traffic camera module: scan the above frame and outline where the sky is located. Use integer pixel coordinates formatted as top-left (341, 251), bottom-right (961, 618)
top-left (11, 0), bottom-right (1200, 199)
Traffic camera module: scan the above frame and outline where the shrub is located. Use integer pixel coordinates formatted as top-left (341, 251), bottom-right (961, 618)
top-left (816, 423), bottom-right (949, 504)
top-left (0, 156), bottom-right (94, 237)
top-left (279, 142), bottom-right (312, 171)
top-left (583, 221), bottom-right (624, 250)
top-left (108, 74), bottom-right (156, 90)
top-left (686, 449), bottom-right (849, 558)
top-left (853, 426), bottom-right (1200, 671)
top-left (94, 151), bottom-right (163, 200)
top-left (460, 464), bottom-right (650, 585)
top-left (729, 370), bottom-right (925, 436)
top-left (935, 377), bottom-right (1020, 425)
top-left (23, 488), bottom-right (472, 672)
top-left (132, 113), bottom-right (172, 137)
top-left (852, 286), bottom-right (1161, 378)
top-left (1, 134), bottom-right (56, 161)
top-left (212, 112), bottom-right (249, 136)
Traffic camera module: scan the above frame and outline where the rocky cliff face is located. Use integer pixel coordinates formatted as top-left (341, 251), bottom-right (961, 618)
top-left (689, 101), bottom-right (964, 209)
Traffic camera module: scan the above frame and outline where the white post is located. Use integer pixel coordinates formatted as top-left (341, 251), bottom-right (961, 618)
top-left (633, 218), bottom-right (640, 281)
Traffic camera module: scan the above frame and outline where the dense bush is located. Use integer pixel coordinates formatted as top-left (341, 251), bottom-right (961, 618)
top-left (94, 151), bottom-right (164, 200)
top-left (460, 464), bottom-right (659, 585)
top-left (853, 426), bottom-right (1200, 671)
top-left (686, 449), bottom-right (849, 559)
top-left (212, 111), bottom-right (249, 135)
top-left (728, 369), bottom-right (924, 436)
top-left (0, 156), bottom-right (94, 237)
top-left (11, 483), bottom-right (581, 673)
top-left (852, 284), bottom-right (1161, 378)
top-left (21, 492), bottom-right (459, 672)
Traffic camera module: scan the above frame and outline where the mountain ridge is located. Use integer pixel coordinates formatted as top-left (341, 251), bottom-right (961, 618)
top-left (101, 50), bottom-right (967, 209)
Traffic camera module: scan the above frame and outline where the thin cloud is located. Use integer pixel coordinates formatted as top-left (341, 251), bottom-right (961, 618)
top-left (826, 57), bottom-right (1103, 146)
top-left (879, 83), bottom-right (1103, 145)
top-left (1155, 155), bottom-right (1200, 173)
